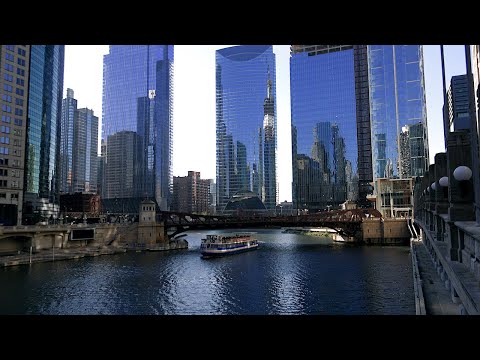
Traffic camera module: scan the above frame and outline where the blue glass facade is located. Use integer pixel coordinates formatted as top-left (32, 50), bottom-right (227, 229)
top-left (24, 45), bottom-right (64, 221)
top-left (447, 74), bottom-right (471, 133)
top-left (59, 88), bottom-right (77, 193)
top-left (102, 45), bottom-right (173, 210)
top-left (216, 45), bottom-right (277, 212)
top-left (368, 45), bottom-right (428, 180)
top-left (290, 46), bottom-right (358, 211)
top-left (74, 108), bottom-right (98, 193)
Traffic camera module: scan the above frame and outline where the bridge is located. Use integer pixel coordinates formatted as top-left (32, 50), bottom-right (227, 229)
top-left (157, 208), bottom-right (383, 239)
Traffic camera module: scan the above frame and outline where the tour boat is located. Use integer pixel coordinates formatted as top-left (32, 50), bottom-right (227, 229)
top-left (200, 233), bottom-right (258, 258)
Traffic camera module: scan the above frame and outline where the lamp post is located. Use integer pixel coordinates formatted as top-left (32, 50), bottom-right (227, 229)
top-left (453, 165), bottom-right (473, 198)
top-left (439, 176), bottom-right (449, 198)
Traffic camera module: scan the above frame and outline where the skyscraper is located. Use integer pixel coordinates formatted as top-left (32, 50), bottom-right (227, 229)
top-left (445, 74), bottom-right (472, 132)
top-left (0, 45), bottom-right (30, 225)
top-left (290, 45), bottom-right (428, 211)
top-left (368, 45), bottom-right (428, 180)
top-left (60, 90), bottom-right (99, 195)
top-left (102, 45), bottom-right (173, 210)
top-left (59, 88), bottom-right (77, 194)
top-left (290, 45), bottom-right (358, 212)
top-left (23, 45), bottom-right (64, 223)
top-left (73, 108), bottom-right (98, 193)
top-left (216, 45), bottom-right (277, 212)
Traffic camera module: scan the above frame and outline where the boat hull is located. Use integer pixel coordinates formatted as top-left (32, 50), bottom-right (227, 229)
top-left (201, 244), bottom-right (259, 258)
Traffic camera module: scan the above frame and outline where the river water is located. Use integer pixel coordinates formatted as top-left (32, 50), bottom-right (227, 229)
top-left (0, 228), bottom-right (414, 315)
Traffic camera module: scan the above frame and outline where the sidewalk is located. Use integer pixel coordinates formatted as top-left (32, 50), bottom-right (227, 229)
top-left (412, 239), bottom-right (459, 315)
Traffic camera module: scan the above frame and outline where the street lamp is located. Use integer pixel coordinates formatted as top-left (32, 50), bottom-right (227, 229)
top-left (453, 165), bottom-right (473, 198)
top-left (453, 165), bottom-right (473, 181)
top-left (439, 176), bottom-right (449, 198)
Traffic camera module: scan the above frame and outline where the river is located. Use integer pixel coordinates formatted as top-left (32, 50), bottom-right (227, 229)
top-left (0, 228), bottom-right (414, 315)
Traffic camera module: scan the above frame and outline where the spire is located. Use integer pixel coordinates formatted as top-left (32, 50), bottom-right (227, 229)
top-left (267, 65), bottom-right (272, 99)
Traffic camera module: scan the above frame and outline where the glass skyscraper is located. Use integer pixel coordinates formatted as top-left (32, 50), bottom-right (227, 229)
top-left (368, 45), bottom-right (428, 180)
top-left (102, 45), bottom-right (173, 210)
top-left (216, 45), bottom-right (277, 212)
top-left (290, 45), bottom-right (429, 211)
top-left (59, 88), bottom-right (77, 194)
top-left (446, 74), bottom-right (471, 133)
top-left (73, 107), bottom-right (98, 193)
top-left (290, 45), bottom-right (358, 212)
top-left (23, 45), bottom-right (64, 223)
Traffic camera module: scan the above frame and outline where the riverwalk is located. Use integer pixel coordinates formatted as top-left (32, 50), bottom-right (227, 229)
top-left (411, 238), bottom-right (459, 315)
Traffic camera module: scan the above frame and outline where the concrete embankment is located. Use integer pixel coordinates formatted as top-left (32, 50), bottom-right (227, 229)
top-left (0, 247), bottom-right (127, 267)
top-left (0, 239), bottom-right (189, 268)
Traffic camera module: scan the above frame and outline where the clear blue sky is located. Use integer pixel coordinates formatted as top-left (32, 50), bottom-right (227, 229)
top-left (63, 45), bottom-right (468, 202)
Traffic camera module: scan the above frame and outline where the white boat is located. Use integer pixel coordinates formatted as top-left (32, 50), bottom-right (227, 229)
top-left (200, 233), bottom-right (258, 258)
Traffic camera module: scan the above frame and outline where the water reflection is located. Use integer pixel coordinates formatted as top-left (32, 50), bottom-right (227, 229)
top-left (0, 229), bottom-right (414, 315)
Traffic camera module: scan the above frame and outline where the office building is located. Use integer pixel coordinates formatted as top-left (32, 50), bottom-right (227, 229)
top-left (23, 45), bottom-right (64, 224)
top-left (290, 45), bottom-right (428, 211)
top-left (172, 171), bottom-right (210, 214)
top-left (60, 89), bottom-right (98, 194)
top-left (216, 45), bottom-right (277, 213)
top-left (0, 45), bottom-right (30, 225)
top-left (102, 45), bottom-right (173, 210)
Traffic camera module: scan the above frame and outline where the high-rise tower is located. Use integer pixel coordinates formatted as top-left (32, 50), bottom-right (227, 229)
top-left (101, 45), bottom-right (173, 210)
top-left (23, 45), bottom-right (65, 223)
top-left (216, 45), bottom-right (277, 212)
top-left (290, 45), bottom-right (429, 211)
top-left (0, 45), bottom-right (30, 225)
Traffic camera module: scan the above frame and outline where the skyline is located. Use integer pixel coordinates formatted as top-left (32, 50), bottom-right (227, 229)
top-left (63, 45), bottom-right (468, 202)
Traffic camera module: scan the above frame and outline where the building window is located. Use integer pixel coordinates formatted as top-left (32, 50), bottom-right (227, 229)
top-left (0, 193), bottom-right (5, 198)
top-left (0, 180), bottom-right (7, 187)
top-left (13, 139), bottom-right (20, 146)
top-left (17, 58), bottom-right (25, 67)
top-left (16, 68), bottom-right (25, 77)
top-left (0, 169), bottom-right (7, 176)
top-left (11, 180), bottom-right (18, 188)
top-left (15, 88), bottom-right (24, 96)
top-left (4, 63), bottom-right (14, 72)
top-left (15, 98), bottom-right (23, 106)
top-left (2, 105), bottom-right (11, 113)
top-left (13, 149), bottom-right (20, 156)
top-left (11, 193), bottom-right (19, 199)
top-left (0, 158), bottom-right (8, 166)
top-left (1, 126), bottom-right (10, 134)
top-left (13, 128), bottom-right (22, 136)
top-left (4, 73), bottom-right (13, 82)
top-left (0, 136), bottom-right (10, 144)
top-left (16, 78), bottom-right (24, 86)
top-left (2, 95), bottom-right (12, 103)
top-left (3, 84), bottom-right (12, 92)
top-left (5, 53), bottom-right (14, 62)
top-left (5, 45), bottom-right (14, 51)
top-left (0, 147), bottom-right (9, 155)
top-left (17, 48), bottom-right (26, 57)
top-left (14, 108), bottom-right (22, 116)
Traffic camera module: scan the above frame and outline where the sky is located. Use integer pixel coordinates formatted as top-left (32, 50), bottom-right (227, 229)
top-left (63, 45), bottom-right (468, 203)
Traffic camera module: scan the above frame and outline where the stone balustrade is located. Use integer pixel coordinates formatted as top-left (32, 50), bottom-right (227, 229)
top-left (414, 131), bottom-right (480, 314)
